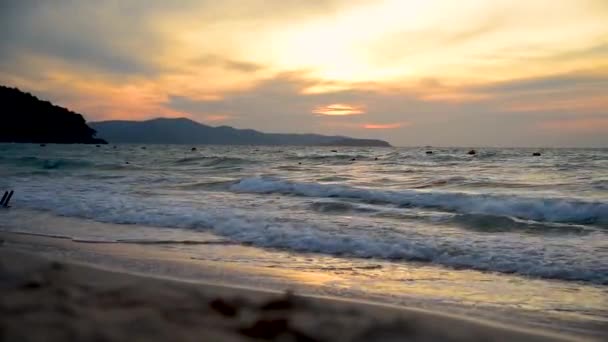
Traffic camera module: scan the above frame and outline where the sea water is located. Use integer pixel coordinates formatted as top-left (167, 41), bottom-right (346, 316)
top-left (1, 144), bottom-right (606, 335)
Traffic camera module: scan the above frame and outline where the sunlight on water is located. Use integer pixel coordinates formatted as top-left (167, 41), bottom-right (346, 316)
top-left (0, 143), bottom-right (607, 334)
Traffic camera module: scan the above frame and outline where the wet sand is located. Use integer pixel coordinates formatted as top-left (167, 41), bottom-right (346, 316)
top-left (0, 240), bottom-right (581, 341)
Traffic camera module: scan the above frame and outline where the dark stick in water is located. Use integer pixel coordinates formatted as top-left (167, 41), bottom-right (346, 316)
top-left (0, 191), bottom-right (7, 206)
top-left (3, 190), bottom-right (14, 207)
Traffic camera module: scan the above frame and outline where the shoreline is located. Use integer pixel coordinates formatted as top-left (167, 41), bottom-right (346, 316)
top-left (0, 235), bottom-right (590, 341)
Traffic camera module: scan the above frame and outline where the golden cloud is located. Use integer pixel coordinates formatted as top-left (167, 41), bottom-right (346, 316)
top-left (362, 122), bottom-right (410, 129)
top-left (312, 103), bottom-right (365, 116)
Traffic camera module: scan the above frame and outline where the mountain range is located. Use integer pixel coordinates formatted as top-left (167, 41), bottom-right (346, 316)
top-left (0, 85), bottom-right (390, 147)
top-left (90, 118), bottom-right (391, 147)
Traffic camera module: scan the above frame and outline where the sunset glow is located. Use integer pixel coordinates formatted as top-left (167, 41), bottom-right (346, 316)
top-left (362, 123), bottom-right (407, 129)
top-left (1, 0), bottom-right (607, 146)
top-left (312, 104), bottom-right (366, 116)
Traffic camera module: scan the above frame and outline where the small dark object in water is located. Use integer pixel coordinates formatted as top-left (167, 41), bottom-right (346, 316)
top-left (141, 146), bottom-right (146, 150)
top-left (39, 144), bottom-right (46, 147)
top-left (209, 298), bottom-right (237, 317)
top-left (191, 147), bottom-right (197, 151)
top-left (20, 279), bottom-right (45, 290)
top-left (375, 157), bottom-right (378, 160)
top-left (1, 190), bottom-right (14, 207)
top-left (113, 146), bottom-right (117, 149)
top-left (351, 158), bottom-right (356, 161)
top-left (331, 150), bottom-right (338, 153)
top-left (0, 191), bottom-right (8, 206)
top-left (125, 162), bottom-right (130, 164)
top-left (298, 162), bottom-right (302, 165)
top-left (467, 149), bottom-right (476, 155)
top-left (96, 145), bottom-right (100, 147)
top-left (426, 151), bottom-right (433, 154)
top-left (532, 152), bottom-right (541, 156)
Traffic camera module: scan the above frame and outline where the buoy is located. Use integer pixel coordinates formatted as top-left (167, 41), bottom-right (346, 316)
top-left (191, 147), bottom-right (197, 151)
top-left (426, 151), bottom-right (433, 154)
top-left (467, 150), bottom-right (476, 155)
top-left (532, 152), bottom-right (541, 156)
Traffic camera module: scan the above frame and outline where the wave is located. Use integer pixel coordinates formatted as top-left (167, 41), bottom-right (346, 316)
top-left (16, 205), bottom-right (608, 284)
top-left (449, 214), bottom-right (593, 234)
top-left (3, 156), bottom-right (95, 170)
top-left (4, 230), bottom-right (232, 245)
top-left (309, 201), bottom-right (378, 214)
top-left (7, 197), bottom-right (607, 284)
top-left (230, 177), bottom-right (608, 226)
top-left (174, 179), bottom-right (237, 190)
top-left (285, 154), bottom-right (370, 161)
top-left (174, 156), bottom-right (252, 167)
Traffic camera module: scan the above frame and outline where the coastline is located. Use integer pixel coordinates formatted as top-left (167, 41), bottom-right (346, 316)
top-left (0, 233), bottom-right (590, 341)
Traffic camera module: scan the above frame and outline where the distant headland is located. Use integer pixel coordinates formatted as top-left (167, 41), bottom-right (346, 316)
top-left (91, 118), bottom-right (392, 147)
top-left (0, 86), bottom-right (107, 144)
top-left (0, 85), bottom-right (390, 147)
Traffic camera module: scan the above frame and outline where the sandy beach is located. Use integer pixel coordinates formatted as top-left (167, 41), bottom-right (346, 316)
top-left (0, 233), bottom-right (585, 342)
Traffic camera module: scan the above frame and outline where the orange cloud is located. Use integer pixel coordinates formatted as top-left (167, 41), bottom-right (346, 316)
top-left (312, 103), bottom-right (365, 116)
top-left (202, 114), bottom-right (231, 122)
top-left (505, 96), bottom-right (608, 113)
top-left (362, 122), bottom-right (410, 129)
top-left (539, 118), bottom-right (608, 132)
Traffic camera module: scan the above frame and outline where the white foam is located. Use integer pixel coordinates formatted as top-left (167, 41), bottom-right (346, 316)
top-left (6, 193), bottom-right (607, 284)
top-left (230, 177), bottom-right (608, 226)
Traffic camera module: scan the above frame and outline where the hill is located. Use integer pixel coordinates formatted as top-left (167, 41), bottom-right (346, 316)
top-left (90, 118), bottom-right (391, 147)
top-left (0, 86), bottom-right (106, 144)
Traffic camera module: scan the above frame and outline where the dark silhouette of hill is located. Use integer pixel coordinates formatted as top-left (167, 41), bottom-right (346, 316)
top-left (90, 118), bottom-right (391, 147)
top-left (0, 86), bottom-right (106, 144)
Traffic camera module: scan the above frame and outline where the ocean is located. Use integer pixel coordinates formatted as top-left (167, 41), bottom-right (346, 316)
top-left (1, 144), bottom-right (606, 335)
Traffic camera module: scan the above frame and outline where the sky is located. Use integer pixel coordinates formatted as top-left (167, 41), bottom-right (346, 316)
top-left (0, 0), bottom-right (607, 147)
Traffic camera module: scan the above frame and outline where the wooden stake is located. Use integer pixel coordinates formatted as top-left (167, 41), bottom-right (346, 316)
top-left (3, 190), bottom-right (14, 207)
top-left (0, 191), bottom-right (7, 206)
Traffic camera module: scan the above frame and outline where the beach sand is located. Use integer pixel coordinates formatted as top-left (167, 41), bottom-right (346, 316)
top-left (0, 235), bottom-right (580, 342)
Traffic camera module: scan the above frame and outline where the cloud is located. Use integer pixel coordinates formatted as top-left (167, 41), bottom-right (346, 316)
top-left (312, 104), bottom-right (365, 116)
top-left (539, 118), bottom-right (608, 133)
top-left (191, 55), bottom-right (264, 73)
top-left (1, 1), bottom-right (607, 147)
top-left (202, 114), bottom-right (232, 122)
top-left (362, 122), bottom-right (408, 129)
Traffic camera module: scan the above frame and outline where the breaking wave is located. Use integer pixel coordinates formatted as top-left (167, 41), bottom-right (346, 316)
top-left (230, 177), bottom-right (608, 226)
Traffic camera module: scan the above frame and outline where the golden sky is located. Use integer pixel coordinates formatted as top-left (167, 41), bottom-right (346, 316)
top-left (1, 0), bottom-right (607, 146)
